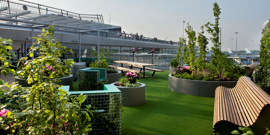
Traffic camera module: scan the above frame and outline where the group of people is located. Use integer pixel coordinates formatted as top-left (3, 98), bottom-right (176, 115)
top-left (117, 31), bottom-right (144, 41)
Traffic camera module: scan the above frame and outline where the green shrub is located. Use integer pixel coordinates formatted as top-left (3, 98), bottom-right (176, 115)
top-left (170, 58), bottom-right (179, 68)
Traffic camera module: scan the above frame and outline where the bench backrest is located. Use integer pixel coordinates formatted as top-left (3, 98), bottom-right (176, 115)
top-left (213, 76), bottom-right (270, 134)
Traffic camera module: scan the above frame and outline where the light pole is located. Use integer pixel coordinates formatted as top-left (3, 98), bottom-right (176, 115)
top-left (251, 40), bottom-right (254, 53)
top-left (235, 32), bottom-right (238, 53)
top-left (183, 21), bottom-right (185, 38)
top-left (231, 38), bottom-right (233, 51)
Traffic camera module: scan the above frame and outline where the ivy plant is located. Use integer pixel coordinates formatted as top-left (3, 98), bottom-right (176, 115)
top-left (0, 37), bottom-right (15, 80)
top-left (255, 21), bottom-right (270, 93)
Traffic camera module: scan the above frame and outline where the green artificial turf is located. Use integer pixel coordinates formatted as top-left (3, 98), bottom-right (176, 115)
top-left (121, 71), bottom-right (215, 135)
top-left (72, 71), bottom-right (215, 134)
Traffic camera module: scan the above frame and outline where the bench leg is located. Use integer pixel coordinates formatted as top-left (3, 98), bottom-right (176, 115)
top-left (143, 66), bottom-right (145, 78)
top-left (151, 71), bottom-right (156, 77)
top-left (121, 70), bottom-right (125, 75)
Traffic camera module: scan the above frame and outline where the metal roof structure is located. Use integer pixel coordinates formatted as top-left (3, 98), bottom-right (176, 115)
top-left (0, 0), bottom-right (121, 33)
top-left (0, 0), bottom-right (122, 61)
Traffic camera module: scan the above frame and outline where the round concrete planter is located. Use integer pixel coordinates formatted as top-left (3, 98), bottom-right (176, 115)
top-left (169, 66), bottom-right (176, 74)
top-left (107, 72), bottom-right (121, 84)
top-left (15, 77), bottom-right (35, 87)
top-left (168, 74), bottom-right (237, 97)
top-left (114, 82), bottom-right (145, 106)
top-left (15, 75), bottom-right (73, 90)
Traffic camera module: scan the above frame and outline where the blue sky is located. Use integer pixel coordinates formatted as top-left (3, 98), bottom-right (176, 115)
top-left (30, 0), bottom-right (270, 51)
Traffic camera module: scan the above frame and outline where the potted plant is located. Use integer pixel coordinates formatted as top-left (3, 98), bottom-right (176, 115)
top-left (0, 30), bottom-right (92, 134)
top-left (90, 49), bottom-right (121, 84)
top-left (168, 2), bottom-right (246, 97)
top-left (169, 58), bottom-right (179, 74)
top-left (114, 72), bottom-right (146, 106)
top-left (14, 29), bottom-right (74, 90)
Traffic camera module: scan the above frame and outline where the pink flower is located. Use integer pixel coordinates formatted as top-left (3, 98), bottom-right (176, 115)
top-left (174, 71), bottom-right (176, 74)
top-left (76, 128), bottom-right (79, 131)
top-left (67, 131), bottom-right (70, 134)
top-left (180, 68), bottom-right (183, 71)
top-left (0, 109), bottom-right (9, 117)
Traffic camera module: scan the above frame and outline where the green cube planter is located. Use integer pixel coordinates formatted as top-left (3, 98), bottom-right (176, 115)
top-left (63, 84), bottom-right (122, 134)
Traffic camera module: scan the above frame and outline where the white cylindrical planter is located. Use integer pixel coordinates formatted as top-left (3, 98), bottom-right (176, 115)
top-left (107, 72), bottom-right (122, 84)
top-left (72, 62), bottom-right (86, 81)
top-left (169, 66), bottom-right (176, 74)
top-left (168, 74), bottom-right (237, 97)
top-left (114, 82), bottom-right (145, 106)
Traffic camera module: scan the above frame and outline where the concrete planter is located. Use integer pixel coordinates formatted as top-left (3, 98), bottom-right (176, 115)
top-left (168, 74), bottom-right (237, 97)
top-left (169, 66), bottom-right (176, 74)
top-left (107, 72), bottom-right (121, 84)
top-left (114, 82), bottom-right (145, 106)
top-left (15, 75), bottom-right (73, 90)
top-left (14, 77), bottom-right (35, 87)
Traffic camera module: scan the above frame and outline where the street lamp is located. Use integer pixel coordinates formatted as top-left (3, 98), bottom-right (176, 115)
top-left (251, 40), bottom-right (254, 53)
top-left (231, 38), bottom-right (233, 51)
top-left (183, 21), bottom-right (185, 38)
top-left (235, 32), bottom-right (239, 53)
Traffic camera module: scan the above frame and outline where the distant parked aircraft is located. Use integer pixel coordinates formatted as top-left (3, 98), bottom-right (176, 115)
top-left (245, 48), bottom-right (251, 53)
top-left (228, 48), bottom-right (233, 53)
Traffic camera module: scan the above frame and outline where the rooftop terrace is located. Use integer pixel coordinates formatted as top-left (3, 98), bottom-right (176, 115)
top-left (0, 71), bottom-right (215, 134)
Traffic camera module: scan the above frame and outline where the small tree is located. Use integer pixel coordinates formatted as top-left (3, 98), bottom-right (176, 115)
top-left (196, 26), bottom-right (209, 71)
top-left (185, 23), bottom-right (197, 70)
top-left (183, 40), bottom-right (189, 65)
top-left (178, 37), bottom-right (186, 66)
top-left (204, 2), bottom-right (232, 78)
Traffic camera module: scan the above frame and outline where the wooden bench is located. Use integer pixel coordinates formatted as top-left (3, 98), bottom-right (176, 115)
top-left (131, 66), bottom-right (164, 77)
top-left (213, 76), bottom-right (270, 135)
top-left (109, 65), bottom-right (140, 75)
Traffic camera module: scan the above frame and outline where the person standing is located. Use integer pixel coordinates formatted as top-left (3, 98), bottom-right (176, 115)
top-left (123, 31), bottom-right (126, 39)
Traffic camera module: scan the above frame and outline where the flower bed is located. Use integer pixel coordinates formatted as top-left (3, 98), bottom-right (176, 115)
top-left (168, 74), bottom-right (237, 97)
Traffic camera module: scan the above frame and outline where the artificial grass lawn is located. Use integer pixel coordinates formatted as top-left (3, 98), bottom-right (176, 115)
top-left (121, 71), bottom-right (215, 135)
top-left (72, 71), bottom-right (215, 134)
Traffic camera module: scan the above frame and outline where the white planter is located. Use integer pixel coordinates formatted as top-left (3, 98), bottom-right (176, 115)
top-left (113, 82), bottom-right (145, 106)
top-left (107, 72), bottom-right (121, 84)
top-left (169, 66), bottom-right (176, 74)
top-left (168, 74), bottom-right (237, 97)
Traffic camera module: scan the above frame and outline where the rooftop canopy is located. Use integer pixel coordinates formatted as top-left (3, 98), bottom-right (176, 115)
top-left (0, 0), bottom-right (121, 33)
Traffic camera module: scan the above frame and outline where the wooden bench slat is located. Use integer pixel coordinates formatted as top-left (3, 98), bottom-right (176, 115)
top-left (109, 65), bottom-right (140, 73)
top-left (132, 66), bottom-right (164, 72)
top-left (224, 88), bottom-right (235, 124)
top-left (238, 84), bottom-right (259, 125)
top-left (237, 84), bottom-right (255, 125)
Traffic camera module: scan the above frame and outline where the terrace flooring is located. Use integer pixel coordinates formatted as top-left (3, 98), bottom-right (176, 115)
top-left (121, 71), bottom-right (214, 135)
top-left (0, 71), bottom-right (215, 134)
